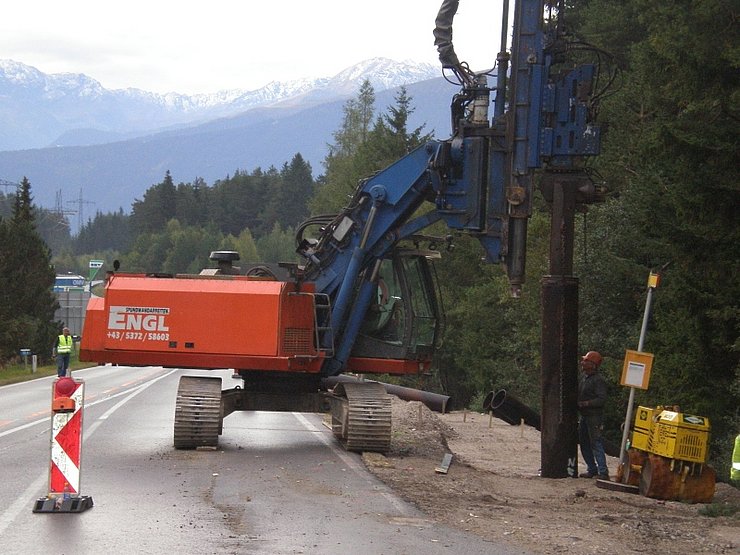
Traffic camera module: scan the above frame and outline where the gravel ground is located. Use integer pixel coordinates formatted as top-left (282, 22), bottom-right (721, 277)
top-left (362, 397), bottom-right (740, 555)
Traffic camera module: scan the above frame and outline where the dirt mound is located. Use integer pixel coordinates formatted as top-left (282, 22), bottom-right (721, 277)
top-left (363, 397), bottom-right (740, 555)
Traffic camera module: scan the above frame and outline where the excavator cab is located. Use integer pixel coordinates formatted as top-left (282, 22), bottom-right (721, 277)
top-left (352, 250), bottom-right (442, 364)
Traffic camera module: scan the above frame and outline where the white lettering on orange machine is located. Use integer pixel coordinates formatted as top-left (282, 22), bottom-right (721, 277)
top-left (108, 306), bottom-right (170, 332)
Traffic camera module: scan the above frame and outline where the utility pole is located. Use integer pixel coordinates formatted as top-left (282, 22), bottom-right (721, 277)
top-left (54, 190), bottom-right (77, 234)
top-left (0, 178), bottom-right (20, 193)
top-left (66, 188), bottom-right (95, 235)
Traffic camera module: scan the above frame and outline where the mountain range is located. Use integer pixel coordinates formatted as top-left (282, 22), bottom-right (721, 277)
top-left (0, 59), bottom-right (459, 215)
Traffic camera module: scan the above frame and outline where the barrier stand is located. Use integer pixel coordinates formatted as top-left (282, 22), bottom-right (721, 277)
top-left (33, 376), bottom-right (94, 513)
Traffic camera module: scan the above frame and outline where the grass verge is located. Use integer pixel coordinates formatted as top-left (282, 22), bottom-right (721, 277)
top-left (0, 353), bottom-right (95, 386)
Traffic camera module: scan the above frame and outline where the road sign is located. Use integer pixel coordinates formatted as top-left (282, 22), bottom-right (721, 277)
top-left (88, 259), bottom-right (104, 281)
top-left (33, 377), bottom-right (93, 513)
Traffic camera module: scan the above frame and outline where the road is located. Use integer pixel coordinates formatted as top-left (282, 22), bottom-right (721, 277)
top-left (0, 366), bottom-right (522, 554)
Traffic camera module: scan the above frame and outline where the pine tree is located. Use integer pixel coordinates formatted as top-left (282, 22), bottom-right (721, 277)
top-left (130, 171), bottom-right (178, 234)
top-left (0, 177), bottom-right (58, 363)
top-left (310, 82), bottom-right (431, 214)
top-left (74, 209), bottom-right (131, 254)
top-left (274, 154), bottom-right (315, 228)
top-left (330, 79), bottom-right (376, 158)
top-left (13, 176), bottom-right (34, 224)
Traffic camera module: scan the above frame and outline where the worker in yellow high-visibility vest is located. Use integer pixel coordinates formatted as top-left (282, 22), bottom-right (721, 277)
top-left (53, 327), bottom-right (74, 377)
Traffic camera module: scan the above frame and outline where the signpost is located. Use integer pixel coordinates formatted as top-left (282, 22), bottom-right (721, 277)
top-left (617, 269), bottom-right (665, 483)
top-left (20, 348), bottom-right (31, 372)
top-left (620, 350), bottom-right (654, 390)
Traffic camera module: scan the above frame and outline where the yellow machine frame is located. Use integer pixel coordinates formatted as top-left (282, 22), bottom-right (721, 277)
top-left (632, 406), bottom-right (710, 464)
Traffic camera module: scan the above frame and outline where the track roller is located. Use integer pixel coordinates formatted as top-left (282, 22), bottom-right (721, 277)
top-left (330, 381), bottom-right (392, 453)
top-left (174, 376), bottom-right (223, 449)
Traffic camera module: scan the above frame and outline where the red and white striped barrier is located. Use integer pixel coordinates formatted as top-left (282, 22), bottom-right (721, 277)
top-left (33, 376), bottom-right (93, 513)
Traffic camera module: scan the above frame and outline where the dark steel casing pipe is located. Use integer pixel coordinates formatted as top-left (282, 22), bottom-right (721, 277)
top-left (484, 389), bottom-right (541, 430)
top-left (483, 388), bottom-right (619, 457)
top-left (323, 375), bottom-right (451, 413)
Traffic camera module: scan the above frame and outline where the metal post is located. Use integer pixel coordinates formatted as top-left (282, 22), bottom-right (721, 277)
top-left (20, 348), bottom-right (31, 372)
top-left (619, 271), bottom-right (660, 482)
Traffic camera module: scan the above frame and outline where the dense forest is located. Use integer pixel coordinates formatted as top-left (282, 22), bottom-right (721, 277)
top-left (1, 1), bottom-right (737, 476)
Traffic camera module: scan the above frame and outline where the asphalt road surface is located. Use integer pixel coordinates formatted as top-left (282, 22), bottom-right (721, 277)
top-left (0, 366), bottom-right (526, 554)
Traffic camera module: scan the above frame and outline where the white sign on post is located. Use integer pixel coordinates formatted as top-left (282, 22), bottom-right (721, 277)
top-left (620, 350), bottom-right (654, 390)
top-left (624, 361), bottom-right (646, 388)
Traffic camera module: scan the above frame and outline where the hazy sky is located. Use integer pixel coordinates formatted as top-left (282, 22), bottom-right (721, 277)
top-left (1, 0), bottom-right (508, 94)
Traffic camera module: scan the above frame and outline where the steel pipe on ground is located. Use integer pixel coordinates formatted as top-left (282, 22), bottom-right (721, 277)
top-left (483, 389), bottom-right (541, 430)
top-left (323, 375), bottom-right (451, 413)
top-left (483, 389), bottom-right (620, 457)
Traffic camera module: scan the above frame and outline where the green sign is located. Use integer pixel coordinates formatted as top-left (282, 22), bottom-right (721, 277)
top-left (89, 259), bottom-right (104, 280)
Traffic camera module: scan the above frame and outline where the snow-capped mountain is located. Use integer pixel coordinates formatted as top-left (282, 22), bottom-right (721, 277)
top-left (0, 58), bottom-right (439, 151)
top-left (0, 58), bottom-right (454, 214)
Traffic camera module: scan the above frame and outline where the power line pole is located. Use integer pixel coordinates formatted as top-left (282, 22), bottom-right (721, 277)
top-left (66, 188), bottom-right (95, 235)
top-left (54, 190), bottom-right (77, 232)
top-left (0, 178), bottom-right (20, 193)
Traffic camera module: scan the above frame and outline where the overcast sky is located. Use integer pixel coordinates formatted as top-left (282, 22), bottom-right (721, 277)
top-left (1, 0), bottom-right (508, 94)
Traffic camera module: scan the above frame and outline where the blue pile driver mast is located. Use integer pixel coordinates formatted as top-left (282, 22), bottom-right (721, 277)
top-left (433, 0), bottom-right (610, 477)
top-left (292, 0), bottom-right (611, 469)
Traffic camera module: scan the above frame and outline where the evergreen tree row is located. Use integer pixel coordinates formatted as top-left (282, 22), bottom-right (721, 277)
top-left (129, 153), bottom-right (314, 240)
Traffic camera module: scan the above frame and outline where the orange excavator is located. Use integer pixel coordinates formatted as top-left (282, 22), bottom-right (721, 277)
top-left (81, 0), bottom-right (606, 454)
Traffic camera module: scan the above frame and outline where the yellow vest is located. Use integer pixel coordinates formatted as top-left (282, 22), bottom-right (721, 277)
top-left (57, 335), bottom-right (73, 354)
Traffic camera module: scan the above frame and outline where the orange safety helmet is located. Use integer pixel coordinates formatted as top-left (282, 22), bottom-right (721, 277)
top-left (581, 351), bottom-right (603, 367)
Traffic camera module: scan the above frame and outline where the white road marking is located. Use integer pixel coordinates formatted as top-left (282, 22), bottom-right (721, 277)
top-left (0, 368), bottom-right (178, 534)
top-left (96, 369), bottom-right (177, 421)
top-left (0, 474), bottom-right (47, 536)
top-left (292, 411), bottom-right (412, 516)
top-left (0, 369), bottom-right (177, 438)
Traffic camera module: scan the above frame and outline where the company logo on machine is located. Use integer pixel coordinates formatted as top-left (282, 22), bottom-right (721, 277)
top-left (108, 306), bottom-right (170, 332)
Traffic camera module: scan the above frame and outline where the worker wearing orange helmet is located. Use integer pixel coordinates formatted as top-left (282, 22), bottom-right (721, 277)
top-left (577, 350), bottom-right (609, 479)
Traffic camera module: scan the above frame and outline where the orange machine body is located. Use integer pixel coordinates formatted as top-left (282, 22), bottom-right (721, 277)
top-left (80, 274), bottom-right (430, 375)
top-left (81, 274), bottom-right (324, 373)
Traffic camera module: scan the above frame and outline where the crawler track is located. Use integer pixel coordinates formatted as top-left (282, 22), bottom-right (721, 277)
top-left (331, 381), bottom-right (392, 453)
top-left (173, 376), bottom-right (222, 449)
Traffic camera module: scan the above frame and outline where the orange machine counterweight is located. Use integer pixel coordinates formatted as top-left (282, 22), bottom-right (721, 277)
top-left (80, 274), bottom-right (324, 372)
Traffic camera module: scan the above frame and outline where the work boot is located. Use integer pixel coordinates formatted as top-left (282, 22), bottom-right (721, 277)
top-left (579, 472), bottom-right (595, 478)
top-left (598, 473), bottom-right (610, 481)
